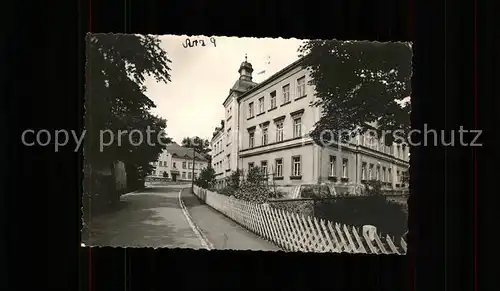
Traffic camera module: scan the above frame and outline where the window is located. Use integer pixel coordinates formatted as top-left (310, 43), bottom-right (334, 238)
top-left (259, 97), bottom-right (265, 113)
top-left (248, 102), bottom-right (254, 117)
top-left (227, 129), bottom-right (231, 144)
top-left (293, 117), bottom-right (302, 138)
top-left (249, 131), bottom-right (255, 148)
top-left (342, 159), bottom-right (348, 178)
top-left (282, 84), bottom-right (290, 103)
top-left (182, 172), bottom-right (186, 179)
top-left (376, 166), bottom-right (380, 180)
top-left (275, 159), bottom-right (283, 177)
top-left (275, 120), bottom-right (284, 142)
top-left (164, 161), bottom-right (168, 168)
top-left (388, 168), bottom-right (392, 182)
top-left (261, 161), bottom-right (268, 176)
top-left (368, 164), bottom-right (373, 179)
top-left (329, 156), bottom-right (337, 176)
top-left (173, 162), bottom-right (176, 168)
top-left (262, 126), bottom-right (269, 145)
top-left (361, 162), bottom-right (367, 180)
top-left (297, 77), bottom-right (306, 97)
top-left (248, 162), bottom-right (255, 170)
top-left (188, 162), bottom-right (193, 169)
top-left (382, 167), bottom-right (386, 182)
top-left (270, 91), bottom-right (277, 109)
top-left (292, 156), bottom-right (301, 176)
top-left (188, 172), bottom-right (192, 179)
top-left (194, 173), bottom-right (198, 179)
top-left (182, 162), bottom-right (187, 169)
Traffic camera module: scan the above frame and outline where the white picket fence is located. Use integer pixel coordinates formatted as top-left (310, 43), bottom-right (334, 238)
top-left (193, 186), bottom-right (407, 254)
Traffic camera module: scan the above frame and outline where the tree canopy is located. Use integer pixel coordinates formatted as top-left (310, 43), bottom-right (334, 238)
top-left (181, 136), bottom-right (210, 154)
top-left (298, 40), bottom-right (412, 146)
top-left (85, 34), bottom-right (172, 176)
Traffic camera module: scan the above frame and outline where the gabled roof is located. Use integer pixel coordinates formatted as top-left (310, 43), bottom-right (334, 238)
top-left (165, 143), bottom-right (208, 161)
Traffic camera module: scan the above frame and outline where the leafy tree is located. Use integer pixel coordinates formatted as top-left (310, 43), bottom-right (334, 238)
top-left (195, 167), bottom-right (216, 189)
top-left (85, 34), bottom-right (172, 182)
top-left (228, 169), bottom-right (242, 190)
top-left (298, 40), bottom-right (412, 145)
top-left (246, 166), bottom-right (265, 185)
top-left (181, 136), bottom-right (211, 154)
top-left (182, 136), bottom-right (211, 164)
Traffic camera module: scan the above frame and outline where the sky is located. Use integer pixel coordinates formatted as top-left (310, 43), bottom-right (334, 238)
top-left (143, 35), bottom-right (305, 145)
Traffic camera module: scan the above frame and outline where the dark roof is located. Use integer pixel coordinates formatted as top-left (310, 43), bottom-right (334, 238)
top-left (166, 143), bottom-right (208, 161)
top-left (238, 61), bottom-right (254, 73)
top-left (231, 79), bottom-right (257, 92)
top-left (223, 78), bottom-right (258, 106)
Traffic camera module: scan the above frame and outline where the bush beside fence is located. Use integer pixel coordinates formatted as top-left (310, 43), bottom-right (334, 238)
top-left (193, 185), bottom-right (407, 254)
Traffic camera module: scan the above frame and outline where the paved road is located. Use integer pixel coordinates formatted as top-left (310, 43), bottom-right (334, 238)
top-left (82, 184), bottom-right (280, 251)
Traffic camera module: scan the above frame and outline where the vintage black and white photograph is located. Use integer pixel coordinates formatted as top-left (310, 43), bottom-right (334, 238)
top-left (82, 34), bottom-right (412, 254)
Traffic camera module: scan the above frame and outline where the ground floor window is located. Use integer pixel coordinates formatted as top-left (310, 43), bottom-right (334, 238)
top-left (292, 156), bottom-right (301, 176)
top-left (275, 158), bottom-right (283, 177)
top-left (342, 159), bottom-right (348, 178)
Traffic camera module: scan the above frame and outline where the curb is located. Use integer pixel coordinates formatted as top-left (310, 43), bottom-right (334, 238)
top-left (120, 188), bottom-right (147, 197)
top-left (178, 189), bottom-right (214, 250)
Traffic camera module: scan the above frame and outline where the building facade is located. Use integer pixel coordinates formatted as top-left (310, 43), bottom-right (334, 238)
top-left (148, 143), bottom-right (209, 182)
top-left (211, 57), bottom-right (409, 194)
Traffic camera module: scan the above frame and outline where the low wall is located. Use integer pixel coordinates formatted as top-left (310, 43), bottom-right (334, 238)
top-left (193, 186), bottom-right (407, 254)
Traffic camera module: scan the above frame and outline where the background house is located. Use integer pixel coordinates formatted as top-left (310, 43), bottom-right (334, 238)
top-left (148, 142), bottom-right (209, 181)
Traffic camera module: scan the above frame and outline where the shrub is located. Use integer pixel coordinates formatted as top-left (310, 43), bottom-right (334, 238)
top-left (219, 186), bottom-right (235, 196)
top-left (362, 179), bottom-right (384, 196)
top-left (313, 195), bottom-right (407, 238)
top-left (301, 183), bottom-right (332, 198)
top-left (271, 200), bottom-right (314, 216)
top-left (194, 167), bottom-right (216, 189)
top-left (246, 166), bottom-right (265, 185)
top-left (228, 169), bottom-right (241, 190)
top-left (232, 167), bottom-right (283, 204)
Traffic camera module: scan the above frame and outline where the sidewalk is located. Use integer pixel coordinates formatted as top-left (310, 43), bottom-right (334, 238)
top-left (82, 186), bottom-right (204, 249)
top-left (181, 189), bottom-right (281, 251)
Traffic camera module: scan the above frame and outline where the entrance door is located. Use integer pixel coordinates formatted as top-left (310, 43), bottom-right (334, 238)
top-left (172, 173), bottom-right (177, 182)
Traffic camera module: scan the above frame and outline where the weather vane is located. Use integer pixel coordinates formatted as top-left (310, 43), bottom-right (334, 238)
top-left (245, 53), bottom-right (247, 62)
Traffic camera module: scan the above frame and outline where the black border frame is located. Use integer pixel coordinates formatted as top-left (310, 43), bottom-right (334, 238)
top-left (2, 0), bottom-right (494, 289)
